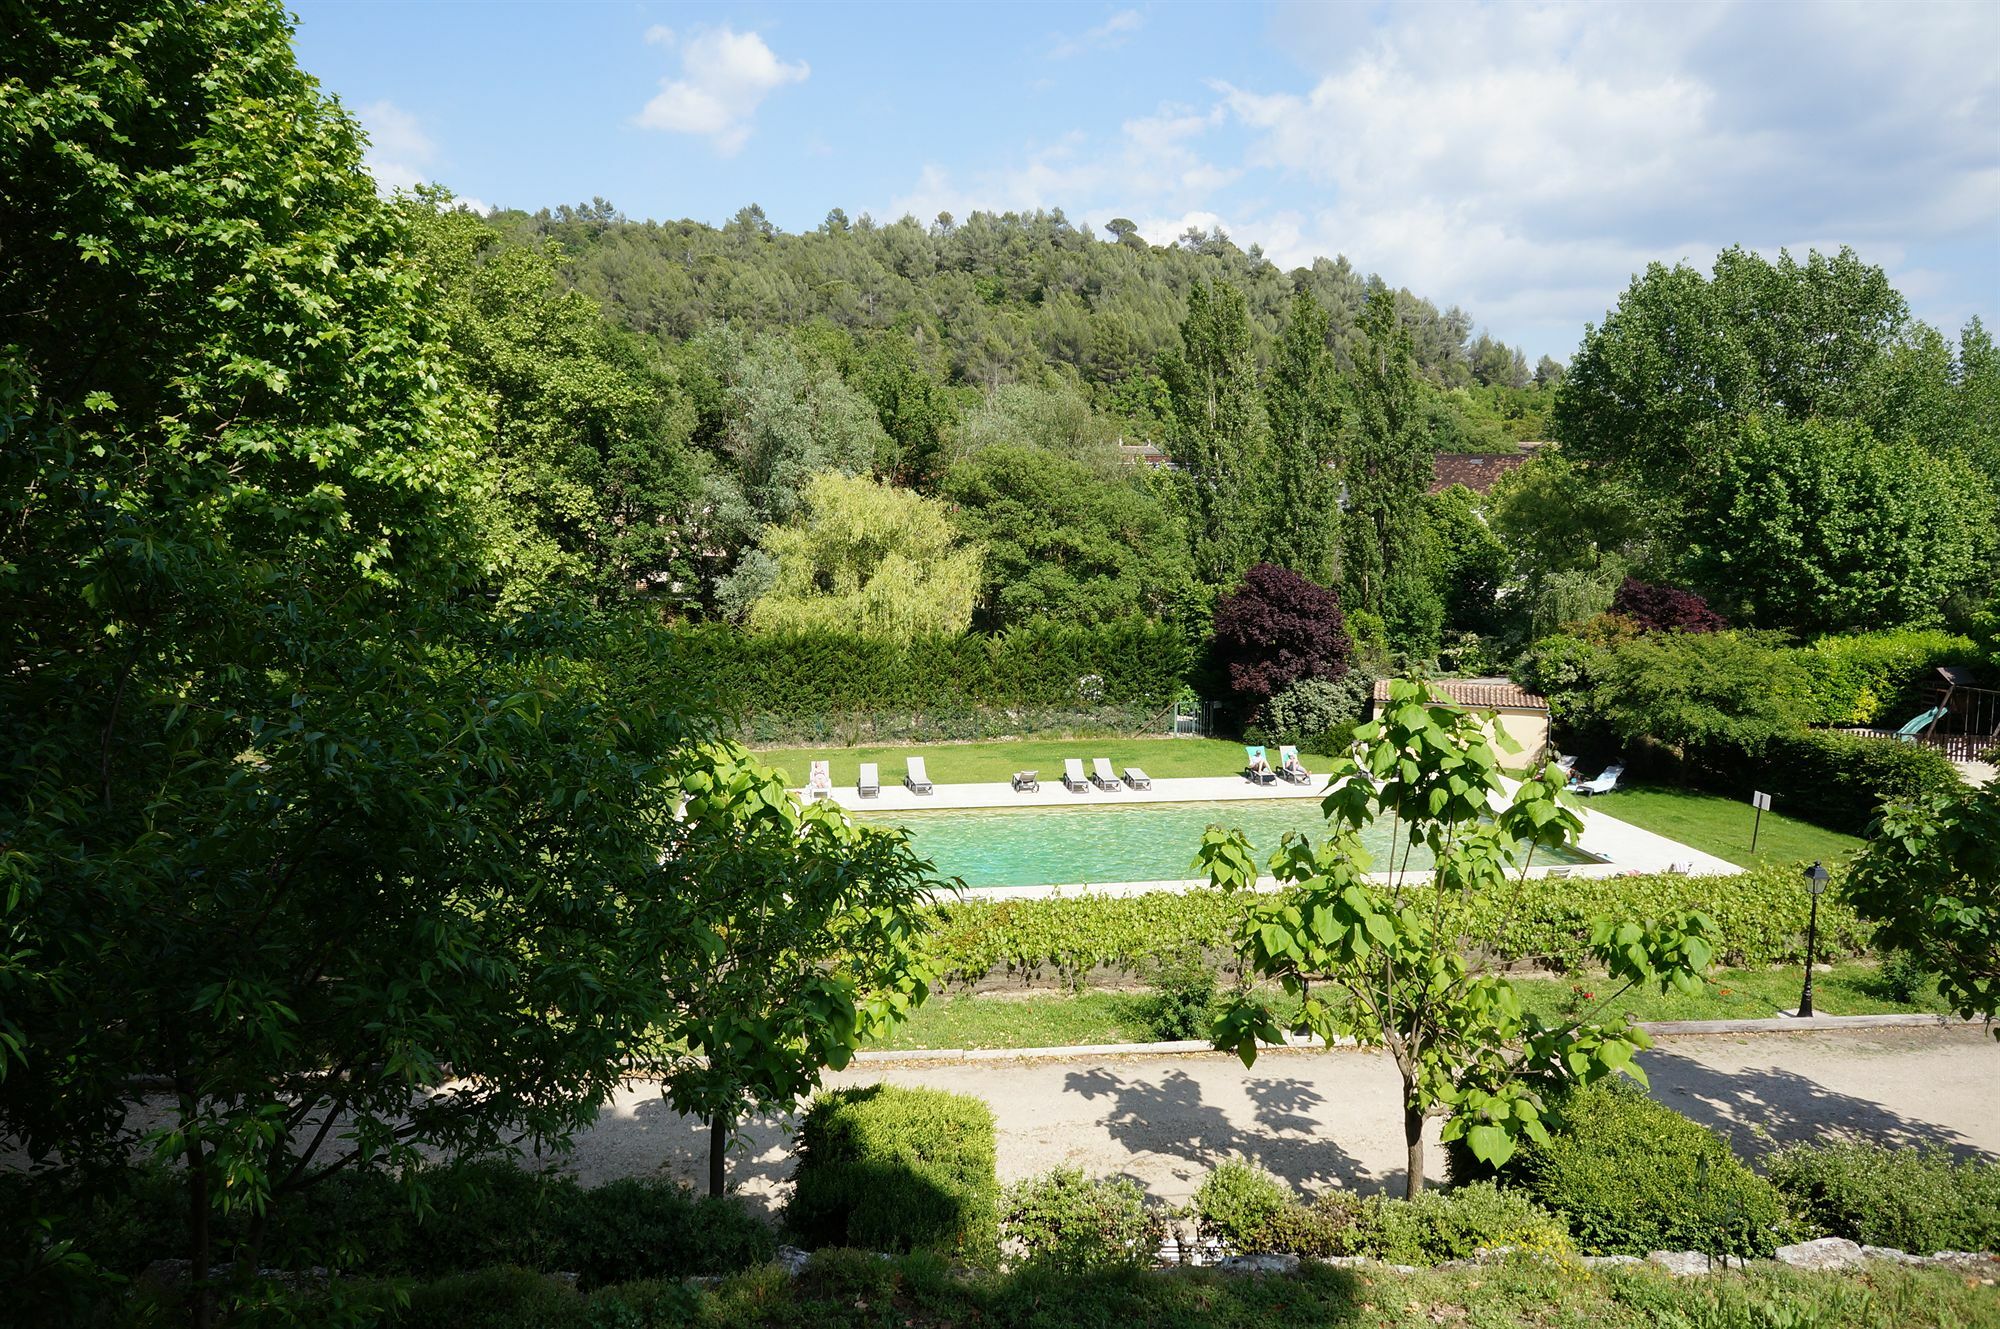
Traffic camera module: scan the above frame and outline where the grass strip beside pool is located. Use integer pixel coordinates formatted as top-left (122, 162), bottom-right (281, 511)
top-left (752, 737), bottom-right (1256, 787)
top-left (1586, 785), bottom-right (1862, 868)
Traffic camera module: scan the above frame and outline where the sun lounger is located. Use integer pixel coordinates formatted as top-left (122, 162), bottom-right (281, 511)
top-left (857, 762), bottom-right (879, 798)
top-left (806, 760), bottom-right (832, 803)
top-left (1243, 745), bottom-right (1275, 785)
top-left (1122, 766), bottom-right (1151, 790)
top-left (904, 756), bottom-right (933, 795)
top-left (1012, 770), bottom-right (1040, 792)
top-left (1567, 761), bottom-right (1624, 796)
top-left (1090, 757), bottom-right (1121, 791)
top-left (1062, 758), bottom-right (1089, 793)
top-left (1278, 745), bottom-right (1311, 784)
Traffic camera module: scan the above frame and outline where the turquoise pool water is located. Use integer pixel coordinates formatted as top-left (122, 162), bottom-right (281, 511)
top-left (861, 798), bottom-right (1597, 889)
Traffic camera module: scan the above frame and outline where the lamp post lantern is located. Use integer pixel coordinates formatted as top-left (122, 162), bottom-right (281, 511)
top-left (1799, 861), bottom-right (1830, 1017)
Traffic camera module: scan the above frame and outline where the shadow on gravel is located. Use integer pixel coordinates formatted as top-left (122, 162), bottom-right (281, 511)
top-left (1062, 1066), bottom-right (1394, 1196)
top-left (1644, 1050), bottom-right (1989, 1161)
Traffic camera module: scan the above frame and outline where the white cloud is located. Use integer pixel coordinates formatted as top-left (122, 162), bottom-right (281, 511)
top-left (635, 26), bottom-right (808, 156)
top-left (643, 24), bottom-right (674, 47)
top-left (357, 99), bottom-right (433, 194)
top-left (1050, 9), bottom-right (1144, 60)
top-left (885, 0), bottom-right (2000, 355)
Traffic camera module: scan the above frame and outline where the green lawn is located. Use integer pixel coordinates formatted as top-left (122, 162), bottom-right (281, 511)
top-left (1587, 784), bottom-right (1863, 867)
top-left (869, 963), bottom-right (1942, 1051)
top-left (752, 736), bottom-right (1252, 787)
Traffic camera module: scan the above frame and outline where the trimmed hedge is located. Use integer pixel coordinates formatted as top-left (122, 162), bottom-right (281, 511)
top-left (921, 865), bottom-right (1871, 986)
top-left (1476, 1081), bottom-right (1792, 1259)
top-left (1700, 731), bottom-right (1965, 837)
top-left (1766, 1142), bottom-right (2000, 1255)
top-left (787, 1085), bottom-right (1000, 1265)
top-left (1791, 631), bottom-right (1977, 727)
top-left (660, 621), bottom-right (1189, 744)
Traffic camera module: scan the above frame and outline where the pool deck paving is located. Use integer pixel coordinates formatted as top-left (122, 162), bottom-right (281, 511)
top-left (559, 1024), bottom-right (2000, 1212)
top-left (805, 774), bottom-right (1738, 896)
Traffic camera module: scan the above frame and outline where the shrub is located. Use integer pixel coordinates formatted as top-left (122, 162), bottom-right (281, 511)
top-left (1714, 731), bottom-right (1963, 836)
top-left (787, 1086), bottom-right (1000, 1265)
top-left (1208, 564), bottom-right (1351, 711)
top-left (1191, 1160), bottom-right (1289, 1251)
top-left (1353, 1182), bottom-right (1570, 1265)
top-left (1142, 948), bottom-right (1217, 1041)
top-left (1791, 630), bottom-right (1977, 726)
top-left (1874, 949), bottom-right (1936, 1005)
top-left (554, 1177), bottom-right (776, 1289)
top-left (1766, 1142), bottom-right (2000, 1254)
top-left (1000, 1168), bottom-right (1162, 1272)
top-left (1254, 1191), bottom-right (1365, 1258)
top-left (1260, 673), bottom-right (1370, 754)
top-left (397, 1266), bottom-right (583, 1329)
top-left (1611, 578), bottom-right (1727, 633)
top-left (1496, 1081), bottom-right (1790, 1259)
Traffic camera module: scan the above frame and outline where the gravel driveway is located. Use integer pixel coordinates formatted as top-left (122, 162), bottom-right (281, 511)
top-left (554, 1025), bottom-right (2000, 1215)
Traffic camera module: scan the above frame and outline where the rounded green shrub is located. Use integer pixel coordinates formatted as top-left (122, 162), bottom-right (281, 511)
top-left (1499, 1081), bottom-right (1790, 1259)
top-left (1000, 1167), bottom-right (1162, 1272)
top-left (1191, 1160), bottom-right (1289, 1251)
top-left (1766, 1142), bottom-right (2000, 1255)
top-left (1353, 1183), bottom-right (1571, 1265)
top-left (786, 1085), bottom-right (1000, 1266)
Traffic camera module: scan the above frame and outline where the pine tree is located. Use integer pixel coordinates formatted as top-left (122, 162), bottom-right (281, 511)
top-left (1265, 289), bottom-right (1345, 583)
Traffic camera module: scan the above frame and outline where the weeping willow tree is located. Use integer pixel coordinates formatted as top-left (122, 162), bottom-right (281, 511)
top-left (748, 472), bottom-right (984, 638)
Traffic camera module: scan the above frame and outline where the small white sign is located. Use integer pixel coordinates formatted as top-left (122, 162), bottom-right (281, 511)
top-left (1752, 791), bottom-right (1773, 811)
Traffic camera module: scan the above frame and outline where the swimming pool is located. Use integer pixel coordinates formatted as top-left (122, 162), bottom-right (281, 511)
top-left (860, 798), bottom-right (1598, 889)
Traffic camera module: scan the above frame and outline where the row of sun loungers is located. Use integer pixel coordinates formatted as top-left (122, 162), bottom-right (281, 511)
top-left (806, 745), bottom-right (1330, 802)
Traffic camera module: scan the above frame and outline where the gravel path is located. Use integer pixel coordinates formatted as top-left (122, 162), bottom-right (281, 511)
top-left (554, 1026), bottom-right (2000, 1215)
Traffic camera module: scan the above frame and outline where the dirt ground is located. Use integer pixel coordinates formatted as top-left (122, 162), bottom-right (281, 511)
top-left (551, 1024), bottom-right (2000, 1215)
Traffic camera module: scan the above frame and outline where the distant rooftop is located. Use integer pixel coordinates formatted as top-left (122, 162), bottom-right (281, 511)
top-left (1430, 448), bottom-right (1540, 495)
top-left (1374, 677), bottom-right (1549, 711)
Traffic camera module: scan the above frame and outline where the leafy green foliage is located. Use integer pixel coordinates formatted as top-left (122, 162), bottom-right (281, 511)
top-left (1844, 781), bottom-right (1999, 1033)
top-left (1590, 631), bottom-right (1806, 766)
top-left (1487, 1081), bottom-right (1790, 1259)
top-left (1791, 630), bottom-right (1979, 725)
top-left (1197, 679), bottom-right (1716, 1195)
top-left (1263, 290), bottom-right (1345, 583)
top-left (1142, 948), bottom-right (1219, 1041)
top-left (1163, 280), bottom-right (1274, 586)
top-left (1257, 674), bottom-right (1372, 754)
top-left (1423, 485), bottom-right (1510, 634)
top-left (1191, 1161), bottom-right (1292, 1251)
top-left (1720, 732), bottom-right (1964, 836)
top-left (1353, 1183), bottom-right (1571, 1265)
top-left (787, 1086), bottom-right (1001, 1265)
top-left (1000, 1168), bottom-right (1163, 1272)
top-left (1341, 291), bottom-right (1437, 622)
top-left (656, 619), bottom-right (1189, 745)
top-left (651, 747), bottom-right (946, 1189)
top-left (945, 443), bottom-right (1193, 628)
top-left (747, 472), bottom-right (983, 638)
top-left (1766, 1143), bottom-right (2000, 1255)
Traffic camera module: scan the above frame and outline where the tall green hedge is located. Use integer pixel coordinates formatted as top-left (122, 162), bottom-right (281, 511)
top-left (1789, 630), bottom-right (1977, 726)
top-left (1698, 731), bottom-right (1964, 837)
top-left (921, 866), bottom-right (1871, 986)
top-left (786, 1085), bottom-right (1000, 1265)
top-left (660, 620), bottom-right (1188, 743)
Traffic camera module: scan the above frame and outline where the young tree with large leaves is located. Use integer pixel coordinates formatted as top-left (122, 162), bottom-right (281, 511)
top-left (652, 750), bottom-right (946, 1195)
top-left (1197, 680), bottom-right (1716, 1197)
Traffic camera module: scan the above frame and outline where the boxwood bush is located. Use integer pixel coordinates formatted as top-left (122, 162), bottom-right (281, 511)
top-left (787, 1085), bottom-right (1000, 1265)
top-left (1001, 1167), bottom-right (1163, 1271)
top-left (1475, 1081), bottom-right (1791, 1259)
top-left (1766, 1142), bottom-right (2000, 1255)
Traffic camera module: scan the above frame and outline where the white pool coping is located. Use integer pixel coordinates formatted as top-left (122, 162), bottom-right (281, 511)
top-left (797, 773), bottom-right (1741, 897)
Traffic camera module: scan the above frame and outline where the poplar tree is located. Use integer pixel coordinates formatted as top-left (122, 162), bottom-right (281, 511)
top-left (1164, 280), bottom-right (1273, 586)
top-left (1340, 289), bottom-right (1436, 619)
top-left (1264, 289), bottom-right (1346, 584)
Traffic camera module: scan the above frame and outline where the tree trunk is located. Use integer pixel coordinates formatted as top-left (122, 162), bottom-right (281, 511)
top-left (186, 1138), bottom-right (214, 1329)
top-left (1403, 1100), bottom-right (1426, 1200)
top-left (709, 1113), bottom-right (729, 1198)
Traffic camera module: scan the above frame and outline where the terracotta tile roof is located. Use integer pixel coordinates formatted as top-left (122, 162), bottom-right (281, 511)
top-left (1372, 678), bottom-right (1549, 711)
top-left (1430, 451), bottom-right (1531, 494)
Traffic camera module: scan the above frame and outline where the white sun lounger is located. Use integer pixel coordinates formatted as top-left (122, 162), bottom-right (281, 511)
top-left (1123, 766), bottom-right (1152, 790)
top-left (857, 762), bottom-right (880, 798)
top-left (806, 760), bottom-right (832, 802)
top-left (1062, 758), bottom-right (1089, 793)
top-left (1568, 761), bottom-right (1625, 796)
top-left (904, 756), bottom-right (933, 795)
top-left (1012, 770), bottom-right (1040, 792)
top-left (1090, 757), bottom-right (1121, 791)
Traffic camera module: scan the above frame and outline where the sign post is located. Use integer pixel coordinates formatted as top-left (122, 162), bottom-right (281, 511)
top-left (1750, 791), bottom-right (1772, 855)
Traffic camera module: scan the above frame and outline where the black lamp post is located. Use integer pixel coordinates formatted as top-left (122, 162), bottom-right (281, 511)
top-left (1799, 861), bottom-right (1830, 1017)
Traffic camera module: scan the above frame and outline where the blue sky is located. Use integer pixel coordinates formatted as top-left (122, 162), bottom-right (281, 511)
top-left (294, 0), bottom-right (2000, 360)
